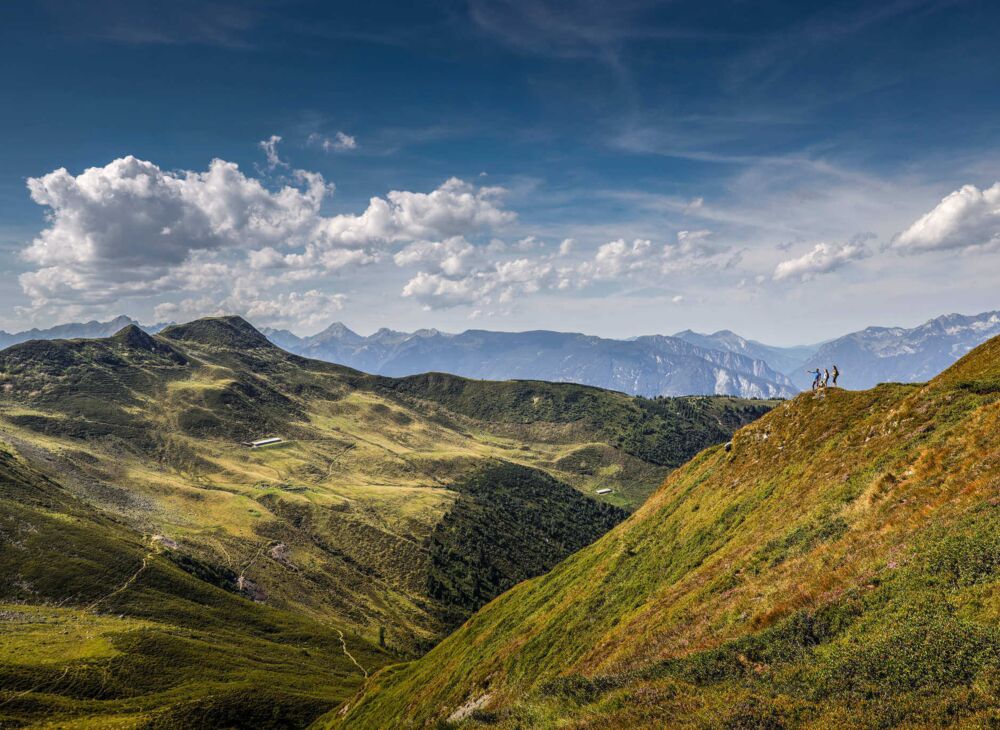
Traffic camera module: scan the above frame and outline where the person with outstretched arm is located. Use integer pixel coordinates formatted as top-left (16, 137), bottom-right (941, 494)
top-left (808, 368), bottom-right (822, 390)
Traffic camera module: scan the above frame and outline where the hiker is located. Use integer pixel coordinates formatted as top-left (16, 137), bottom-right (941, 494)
top-left (831, 365), bottom-right (839, 387)
top-left (808, 368), bottom-right (822, 390)
top-left (823, 368), bottom-right (830, 388)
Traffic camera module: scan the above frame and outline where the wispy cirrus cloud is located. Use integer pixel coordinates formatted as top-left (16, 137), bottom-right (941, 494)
top-left (466, 0), bottom-right (734, 60)
top-left (258, 134), bottom-right (288, 169)
top-left (308, 131), bottom-right (358, 152)
top-left (40, 0), bottom-right (267, 47)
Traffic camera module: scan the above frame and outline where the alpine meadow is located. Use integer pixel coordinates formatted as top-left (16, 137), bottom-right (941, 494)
top-left (2, 1), bottom-right (1000, 728)
top-left (0, 317), bottom-right (771, 726)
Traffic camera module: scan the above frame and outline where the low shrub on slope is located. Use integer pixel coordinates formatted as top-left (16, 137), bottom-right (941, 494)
top-left (426, 462), bottom-right (626, 626)
top-left (327, 335), bottom-right (1000, 729)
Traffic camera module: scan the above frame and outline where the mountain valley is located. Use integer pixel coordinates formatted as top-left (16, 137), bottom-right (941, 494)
top-left (0, 317), bottom-right (772, 727)
top-left (3, 313), bottom-right (999, 728)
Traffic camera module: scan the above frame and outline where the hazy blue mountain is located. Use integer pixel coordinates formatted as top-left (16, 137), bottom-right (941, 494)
top-left (792, 310), bottom-right (1000, 390)
top-left (0, 315), bottom-right (171, 349)
top-left (258, 326), bottom-right (303, 351)
top-left (274, 325), bottom-right (797, 399)
top-left (12, 309), bottom-right (999, 396)
top-left (673, 329), bottom-right (820, 374)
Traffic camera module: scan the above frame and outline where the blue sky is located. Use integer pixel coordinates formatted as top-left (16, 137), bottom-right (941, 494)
top-left (1, 0), bottom-right (999, 343)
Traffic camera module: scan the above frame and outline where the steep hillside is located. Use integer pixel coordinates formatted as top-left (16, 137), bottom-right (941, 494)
top-left (270, 325), bottom-right (797, 399)
top-left (425, 462), bottom-right (624, 629)
top-left (0, 318), bottom-right (771, 672)
top-left (329, 335), bottom-right (1000, 729)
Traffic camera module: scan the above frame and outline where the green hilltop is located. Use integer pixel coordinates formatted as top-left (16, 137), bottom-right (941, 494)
top-left (327, 334), bottom-right (1000, 729)
top-left (0, 316), bottom-right (772, 727)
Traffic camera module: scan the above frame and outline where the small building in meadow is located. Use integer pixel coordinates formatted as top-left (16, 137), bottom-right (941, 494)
top-left (243, 437), bottom-right (284, 448)
top-left (595, 488), bottom-right (613, 495)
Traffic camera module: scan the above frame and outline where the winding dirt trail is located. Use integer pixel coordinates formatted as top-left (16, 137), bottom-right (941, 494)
top-left (0, 664), bottom-right (75, 710)
top-left (84, 550), bottom-right (152, 613)
top-left (335, 629), bottom-right (369, 678)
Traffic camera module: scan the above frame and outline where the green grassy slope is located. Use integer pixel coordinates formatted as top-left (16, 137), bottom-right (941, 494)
top-left (0, 441), bottom-right (386, 729)
top-left (327, 335), bottom-right (1000, 729)
top-left (0, 317), bottom-right (772, 725)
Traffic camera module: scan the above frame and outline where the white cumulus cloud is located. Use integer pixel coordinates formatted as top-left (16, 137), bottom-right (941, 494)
top-left (773, 241), bottom-right (870, 281)
top-left (577, 238), bottom-right (654, 283)
top-left (400, 257), bottom-right (554, 310)
top-left (20, 156), bottom-right (513, 314)
top-left (393, 236), bottom-right (477, 276)
top-left (568, 231), bottom-right (736, 288)
top-left (893, 182), bottom-right (1000, 254)
top-left (401, 271), bottom-right (484, 308)
top-left (315, 177), bottom-right (514, 247)
top-left (154, 290), bottom-right (345, 331)
top-left (21, 156), bottom-right (329, 306)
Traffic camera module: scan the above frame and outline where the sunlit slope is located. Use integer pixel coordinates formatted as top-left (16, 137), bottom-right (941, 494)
top-left (0, 440), bottom-right (387, 729)
top-left (329, 335), bottom-right (1000, 729)
top-left (0, 317), bottom-right (773, 656)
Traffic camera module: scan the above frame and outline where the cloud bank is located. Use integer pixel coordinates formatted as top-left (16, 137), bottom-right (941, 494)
top-left (19, 156), bottom-right (514, 322)
top-left (22, 149), bottom-right (995, 331)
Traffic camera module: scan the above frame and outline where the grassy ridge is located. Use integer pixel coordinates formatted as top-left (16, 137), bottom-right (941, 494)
top-left (327, 335), bottom-right (1000, 728)
top-left (379, 372), bottom-right (775, 468)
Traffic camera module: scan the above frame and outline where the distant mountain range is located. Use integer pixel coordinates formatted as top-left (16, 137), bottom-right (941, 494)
top-left (672, 328), bottom-right (821, 374)
top-left (261, 325), bottom-right (798, 399)
top-left (5, 309), bottom-right (999, 396)
top-left (0, 315), bottom-right (171, 350)
top-left (790, 310), bottom-right (1000, 390)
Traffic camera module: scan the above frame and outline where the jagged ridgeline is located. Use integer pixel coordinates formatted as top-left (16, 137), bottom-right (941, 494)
top-left (0, 316), bottom-right (772, 727)
top-left (328, 334), bottom-right (1000, 729)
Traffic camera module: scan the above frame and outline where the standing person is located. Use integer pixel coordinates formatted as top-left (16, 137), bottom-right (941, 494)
top-left (823, 368), bottom-right (830, 388)
top-left (832, 365), bottom-right (839, 387)
top-left (808, 368), bottom-right (822, 390)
